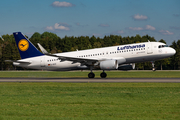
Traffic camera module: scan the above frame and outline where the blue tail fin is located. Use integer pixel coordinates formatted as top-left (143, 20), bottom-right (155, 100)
top-left (13, 32), bottom-right (44, 59)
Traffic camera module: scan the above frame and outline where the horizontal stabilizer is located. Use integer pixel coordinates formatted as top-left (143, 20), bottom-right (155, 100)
top-left (5, 60), bottom-right (31, 64)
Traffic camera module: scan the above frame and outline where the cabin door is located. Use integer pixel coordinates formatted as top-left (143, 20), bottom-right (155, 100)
top-left (147, 43), bottom-right (153, 54)
top-left (40, 57), bottom-right (45, 67)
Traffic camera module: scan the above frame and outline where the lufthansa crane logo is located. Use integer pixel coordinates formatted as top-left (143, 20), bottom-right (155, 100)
top-left (18, 39), bottom-right (29, 51)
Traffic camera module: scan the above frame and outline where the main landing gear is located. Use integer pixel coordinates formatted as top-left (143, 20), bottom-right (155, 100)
top-left (88, 71), bottom-right (107, 78)
top-left (88, 66), bottom-right (95, 78)
top-left (88, 67), bottom-right (107, 78)
top-left (88, 72), bottom-right (95, 78)
top-left (100, 70), bottom-right (107, 78)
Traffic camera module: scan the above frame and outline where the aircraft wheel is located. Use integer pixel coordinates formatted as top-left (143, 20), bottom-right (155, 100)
top-left (152, 67), bottom-right (156, 71)
top-left (100, 72), bottom-right (107, 78)
top-left (88, 72), bottom-right (95, 78)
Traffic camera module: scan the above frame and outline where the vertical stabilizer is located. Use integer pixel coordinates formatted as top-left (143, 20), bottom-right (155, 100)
top-left (13, 32), bottom-right (44, 59)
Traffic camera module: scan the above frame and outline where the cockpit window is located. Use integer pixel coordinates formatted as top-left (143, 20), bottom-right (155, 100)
top-left (158, 45), bottom-right (168, 48)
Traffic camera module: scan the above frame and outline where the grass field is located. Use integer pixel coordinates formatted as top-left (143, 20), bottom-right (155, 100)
top-left (0, 70), bottom-right (180, 78)
top-left (0, 83), bottom-right (180, 120)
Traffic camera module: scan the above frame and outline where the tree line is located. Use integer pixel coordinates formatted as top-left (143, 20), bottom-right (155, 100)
top-left (0, 32), bottom-right (179, 70)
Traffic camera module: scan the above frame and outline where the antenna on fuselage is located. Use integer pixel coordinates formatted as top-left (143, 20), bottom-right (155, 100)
top-left (148, 40), bottom-right (150, 42)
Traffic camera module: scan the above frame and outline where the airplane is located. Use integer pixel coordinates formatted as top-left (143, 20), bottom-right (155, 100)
top-left (6, 32), bottom-right (176, 78)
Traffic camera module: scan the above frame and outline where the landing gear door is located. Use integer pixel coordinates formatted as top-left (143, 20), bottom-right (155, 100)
top-left (40, 57), bottom-right (45, 67)
top-left (147, 43), bottom-right (153, 54)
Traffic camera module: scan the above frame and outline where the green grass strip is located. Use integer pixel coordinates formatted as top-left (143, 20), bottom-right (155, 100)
top-left (0, 71), bottom-right (180, 78)
top-left (0, 83), bottom-right (180, 120)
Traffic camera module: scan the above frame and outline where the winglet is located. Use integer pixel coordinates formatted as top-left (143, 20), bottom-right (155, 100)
top-left (13, 32), bottom-right (44, 59)
top-left (37, 43), bottom-right (48, 54)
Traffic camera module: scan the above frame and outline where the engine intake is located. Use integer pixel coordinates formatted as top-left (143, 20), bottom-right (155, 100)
top-left (100, 60), bottom-right (118, 70)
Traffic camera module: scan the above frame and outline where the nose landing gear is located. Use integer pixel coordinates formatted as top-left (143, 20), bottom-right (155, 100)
top-left (151, 61), bottom-right (156, 71)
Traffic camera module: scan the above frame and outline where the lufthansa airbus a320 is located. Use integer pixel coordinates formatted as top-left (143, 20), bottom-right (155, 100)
top-left (6, 32), bottom-right (176, 78)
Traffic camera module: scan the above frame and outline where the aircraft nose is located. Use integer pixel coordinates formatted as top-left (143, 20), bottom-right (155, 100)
top-left (170, 48), bottom-right (176, 55)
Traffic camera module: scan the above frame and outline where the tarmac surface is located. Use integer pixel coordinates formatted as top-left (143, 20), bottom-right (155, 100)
top-left (0, 78), bottom-right (180, 83)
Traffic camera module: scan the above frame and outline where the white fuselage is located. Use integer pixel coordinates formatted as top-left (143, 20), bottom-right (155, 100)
top-left (13, 42), bottom-right (176, 70)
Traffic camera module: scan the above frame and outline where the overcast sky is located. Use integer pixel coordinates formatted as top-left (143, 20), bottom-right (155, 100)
top-left (0, 0), bottom-right (180, 45)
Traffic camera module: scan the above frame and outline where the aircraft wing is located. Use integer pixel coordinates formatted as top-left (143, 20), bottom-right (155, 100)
top-left (44, 53), bottom-right (102, 65)
top-left (38, 43), bottom-right (125, 66)
top-left (38, 43), bottom-right (102, 65)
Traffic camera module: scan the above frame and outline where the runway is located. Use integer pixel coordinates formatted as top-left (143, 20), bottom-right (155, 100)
top-left (0, 78), bottom-right (180, 83)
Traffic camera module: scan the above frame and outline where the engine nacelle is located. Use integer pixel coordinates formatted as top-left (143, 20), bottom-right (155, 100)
top-left (100, 60), bottom-right (118, 70)
top-left (118, 63), bottom-right (135, 70)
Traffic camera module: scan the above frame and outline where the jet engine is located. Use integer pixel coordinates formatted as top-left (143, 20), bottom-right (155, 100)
top-left (100, 60), bottom-right (118, 70)
top-left (118, 63), bottom-right (135, 70)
